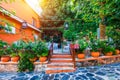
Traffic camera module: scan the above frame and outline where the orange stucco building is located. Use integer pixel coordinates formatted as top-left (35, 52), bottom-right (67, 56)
top-left (0, 0), bottom-right (41, 44)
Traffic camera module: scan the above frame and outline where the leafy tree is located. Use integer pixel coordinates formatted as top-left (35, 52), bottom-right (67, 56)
top-left (40, 0), bottom-right (120, 47)
top-left (74, 0), bottom-right (120, 39)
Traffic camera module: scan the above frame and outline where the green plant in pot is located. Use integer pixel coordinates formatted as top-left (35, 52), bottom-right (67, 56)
top-left (16, 40), bottom-right (34, 72)
top-left (103, 46), bottom-right (115, 56)
top-left (39, 52), bottom-right (48, 62)
top-left (25, 41), bottom-right (37, 62)
top-left (90, 40), bottom-right (101, 57)
top-left (0, 40), bottom-right (11, 62)
top-left (76, 39), bottom-right (88, 59)
top-left (35, 41), bottom-right (48, 62)
top-left (10, 43), bottom-right (21, 62)
top-left (106, 26), bottom-right (120, 55)
top-left (0, 49), bottom-right (11, 62)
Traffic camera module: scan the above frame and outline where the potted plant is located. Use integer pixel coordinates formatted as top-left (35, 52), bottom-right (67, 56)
top-left (17, 41), bottom-right (35, 72)
top-left (10, 52), bottom-right (20, 62)
top-left (76, 39), bottom-right (88, 59)
top-left (9, 43), bottom-right (21, 62)
top-left (0, 40), bottom-right (11, 62)
top-left (103, 46), bottom-right (115, 56)
top-left (0, 49), bottom-right (11, 62)
top-left (25, 41), bottom-right (37, 62)
top-left (115, 49), bottom-right (120, 55)
top-left (35, 41), bottom-right (49, 62)
top-left (39, 52), bottom-right (48, 62)
top-left (90, 40), bottom-right (100, 57)
top-left (63, 25), bottom-right (77, 49)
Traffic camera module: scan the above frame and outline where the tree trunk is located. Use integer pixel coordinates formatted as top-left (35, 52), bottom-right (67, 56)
top-left (99, 23), bottom-right (106, 39)
top-left (99, 14), bottom-right (106, 39)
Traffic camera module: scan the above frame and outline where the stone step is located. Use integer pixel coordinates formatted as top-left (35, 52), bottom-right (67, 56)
top-left (50, 59), bottom-right (73, 63)
top-left (46, 67), bottom-right (74, 70)
top-left (47, 62), bottom-right (74, 65)
top-left (46, 54), bottom-right (74, 74)
top-left (51, 58), bottom-right (72, 60)
top-left (47, 64), bottom-right (74, 68)
top-left (46, 69), bottom-right (75, 74)
top-left (52, 54), bottom-right (72, 58)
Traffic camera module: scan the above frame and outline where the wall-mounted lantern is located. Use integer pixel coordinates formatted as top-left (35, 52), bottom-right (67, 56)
top-left (22, 21), bottom-right (28, 29)
top-left (64, 22), bottom-right (69, 30)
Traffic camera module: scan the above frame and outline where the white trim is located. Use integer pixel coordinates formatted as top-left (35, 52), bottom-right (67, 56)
top-left (0, 7), bottom-right (41, 32)
top-left (27, 23), bottom-right (41, 32)
top-left (11, 15), bottom-right (23, 23)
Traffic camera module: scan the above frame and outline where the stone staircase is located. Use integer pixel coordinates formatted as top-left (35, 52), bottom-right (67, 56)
top-left (46, 54), bottom-right (75, 74)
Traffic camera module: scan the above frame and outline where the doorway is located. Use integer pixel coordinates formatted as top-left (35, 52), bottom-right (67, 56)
top-left (53, 41), bottom-right (70, 54)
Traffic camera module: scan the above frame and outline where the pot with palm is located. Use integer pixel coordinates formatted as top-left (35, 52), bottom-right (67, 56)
top-left (76, 39), bottom-right (88, 59)
top-left (35, 41), bottom-right (49, 62)
top-left (10, 53), bottom-right (20, 62)
top-left (25, 41), bottom-right (38, 62)
top-left (9, 42), bottom-right (24, 62)
top-left (0, 40), bottom-right (11, 62)
top-left (0, 49), bottom-right (11, 62)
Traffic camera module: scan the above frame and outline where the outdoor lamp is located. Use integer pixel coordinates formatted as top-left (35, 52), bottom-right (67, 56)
top-left (22, 21), bottom-right (28, 28)
top-left (64, 22), bottom-right (69, 30)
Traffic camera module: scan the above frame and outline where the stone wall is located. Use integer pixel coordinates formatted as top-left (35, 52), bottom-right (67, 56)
top-left (0, 62), bottom-right (47, 72)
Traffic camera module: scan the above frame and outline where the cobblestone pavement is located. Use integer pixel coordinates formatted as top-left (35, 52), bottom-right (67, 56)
top-left (0, 62), bottom-right (120, 80)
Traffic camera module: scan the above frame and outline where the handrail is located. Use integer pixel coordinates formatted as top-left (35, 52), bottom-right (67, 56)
top-left (70, 45), bottom-right (76, 68)
top-left (47, 42), bottom-right (53, 63)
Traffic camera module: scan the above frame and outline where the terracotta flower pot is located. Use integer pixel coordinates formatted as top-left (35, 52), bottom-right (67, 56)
top-left (39, 57), bottom-right (47, 62)
top-left (1, 56), bottom-right (11, 62)
top-left (77, 53), bottom-right (85, 59)
top-left (116, 49), bottom-right (120, 55)
top-left (91, 52), bottom-right (100, 57)
top-left (105, 52), bottom-right (112, 56)
top-left (29, 57), bottom-right (37, 62)
top-left (11, 56), bottom-right (20, 62)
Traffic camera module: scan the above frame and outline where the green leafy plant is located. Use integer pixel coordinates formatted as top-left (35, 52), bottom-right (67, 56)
top-left (76, 39), bottom-right (88, 53)
top-left (9, 40), bottom-right (26, 57)
top-left (16, 41), bottom-right (35, 72)
top-left (0, 40), bottom-right (8, 56)
top-left (18, 52), bottom-right (34, 72)
top-left (33, 41), bottom-right (48, 57)
top-left (106, 26), bottom-right (120, 50)
top-left (103, 46), bottom-right (115, 55)
top-left (90, 40), bottom-right (102, 52)
top-left (24, 41), bottom-right (37, 59)
top-left (10, 53), bottom-right (18, 57)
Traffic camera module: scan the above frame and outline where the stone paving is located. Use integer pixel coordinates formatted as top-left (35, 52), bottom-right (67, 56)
top-left (0, 62), bottom-right (120, 80)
